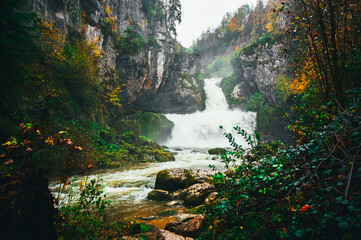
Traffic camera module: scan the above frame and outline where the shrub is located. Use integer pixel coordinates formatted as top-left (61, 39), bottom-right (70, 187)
top-left (200, 88), bottom-right (361, 239)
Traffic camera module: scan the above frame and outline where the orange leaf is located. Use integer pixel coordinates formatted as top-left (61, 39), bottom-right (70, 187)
top-left (300, 204), bottom-right (310, 213)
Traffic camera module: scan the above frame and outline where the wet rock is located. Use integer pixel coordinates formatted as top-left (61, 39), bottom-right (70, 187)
top-left (148, 189), bottom-right (172, 201)
top-left (166, 200), bottom-right (183, 207)
top-left (184, 183), bottom-right (216, 207)
top-left (155, 169), bottom-right (194, 192)
top-left (174, 215), bottom-right (204, 238)
top-left (208, 148), bottom-right (227, 155)
top-left (153, 151), bottom-right (175, 162)
top-left (175, 214), bottom-right (199, 223)
top-left (171, 189), bottom-right (187, 200)
top-left (157, 229), bottom-right (193, 240)
top-left (188, 169), bottom-right (216, 184)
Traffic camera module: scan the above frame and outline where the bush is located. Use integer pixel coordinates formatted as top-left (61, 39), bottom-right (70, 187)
top-left (57, 177), bottom-right (121, 239)
top-left (200, 88), bottom-right (361, 239)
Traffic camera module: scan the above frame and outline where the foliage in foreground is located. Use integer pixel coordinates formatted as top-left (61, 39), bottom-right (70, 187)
top-left (57, 178), bottom-right (118, 239)
top-left (56, 177), bottom-right (151, 239)
top-left (201, 88), bottom-right (361, 239)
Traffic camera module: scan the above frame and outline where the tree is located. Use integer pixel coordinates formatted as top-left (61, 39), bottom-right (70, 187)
top-left (290, 0), bottom-right (361, 107)
top-left (167, 0), bottom-right (182, 36)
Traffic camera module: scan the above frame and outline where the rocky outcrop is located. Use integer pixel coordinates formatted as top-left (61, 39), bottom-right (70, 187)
top-left (184, 182), bottom-right (216, 207)
top-left (223, 41), bottom-right (287, 107)
top-left (27, 0), bottom-right (204, 114)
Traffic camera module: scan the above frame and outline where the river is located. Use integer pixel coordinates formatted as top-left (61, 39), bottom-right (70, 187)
top-left (50, 78), bottom-right (256, 227)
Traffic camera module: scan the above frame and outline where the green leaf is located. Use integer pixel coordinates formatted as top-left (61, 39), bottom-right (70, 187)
top-left (295, 229), bottom-right (304, 238)
top-left (338, 221), bottom-right (350, 230)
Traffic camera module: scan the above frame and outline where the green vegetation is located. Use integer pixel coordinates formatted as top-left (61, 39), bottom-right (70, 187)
top-left (201, 88), bottom-right (361, 239)
top-left (138, 112), bottom-right (174, 142)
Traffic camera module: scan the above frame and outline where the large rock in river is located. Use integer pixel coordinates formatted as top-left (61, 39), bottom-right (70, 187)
top-left (147, 189), bottom-right (172, 201)
top-left (155, 168), bottom-right (194, 192)
top-left (184, 182), bottom-right (216, 206)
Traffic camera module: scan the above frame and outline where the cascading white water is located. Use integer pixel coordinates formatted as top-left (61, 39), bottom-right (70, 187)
top-left (164, 78), bottom-right (256, 148)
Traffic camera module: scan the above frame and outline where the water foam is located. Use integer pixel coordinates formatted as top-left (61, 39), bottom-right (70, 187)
top-left (164, 78), bottom-right (256, 148)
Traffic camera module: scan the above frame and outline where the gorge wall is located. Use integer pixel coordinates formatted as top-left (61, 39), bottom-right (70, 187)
top-left (27, 0), bottom-right (204, 113)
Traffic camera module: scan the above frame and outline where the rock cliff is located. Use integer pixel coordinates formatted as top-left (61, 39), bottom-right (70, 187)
top-left (27, 0), bottom-right (204, 113)
top-left (229, 41), bottom-right (287, 106)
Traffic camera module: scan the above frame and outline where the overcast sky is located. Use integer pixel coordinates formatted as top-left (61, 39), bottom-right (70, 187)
top-left (177, 0), bottom-right (261, 47)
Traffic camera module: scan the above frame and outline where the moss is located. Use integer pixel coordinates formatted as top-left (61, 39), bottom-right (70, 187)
top-left (221, 74), bottom-right (246, 108)
top-left (187, 205), bottom-right (206, 214)
top-left (153, 150), bottom-right (175, 162)
top-left (138, 112), bottom-right (174, 142)
top-left (157, 169), bottom-right (170, 180)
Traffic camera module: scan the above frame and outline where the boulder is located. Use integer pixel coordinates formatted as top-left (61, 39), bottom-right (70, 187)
top-left (188, 169), bottom-right (216, 183)
top-left (157, 229), bottom-right (193, 240)
top-left (165, 214), bottom-right (199, 232)
top-left (153, 150), bottom-right (175, 162)
top-left (208, 148), bottom-right (227, 155)
top-left (147, 189), bottom-right (172, 201)
top-left (174, 215), bottom-right (204, 238)
top-left (155, 168), bottom-right (194, 192)
top-left (184, 183), bottom-right (216, 206)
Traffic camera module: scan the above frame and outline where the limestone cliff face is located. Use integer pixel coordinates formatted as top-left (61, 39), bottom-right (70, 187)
top-left (230, 42), bottom-right (287, 105)
top-left (27, 0), bottom-right (204, 113)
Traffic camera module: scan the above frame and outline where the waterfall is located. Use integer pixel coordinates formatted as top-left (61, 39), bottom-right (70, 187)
top-left (164, 78), bottom-right (256, 149)
top-left (50, 78), bottom-right (256, 221)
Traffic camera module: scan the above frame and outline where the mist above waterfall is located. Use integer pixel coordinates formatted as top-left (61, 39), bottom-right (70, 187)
top-left (164, 78), bottom-right (256, 148)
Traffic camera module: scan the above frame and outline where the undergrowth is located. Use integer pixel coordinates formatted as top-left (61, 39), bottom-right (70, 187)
top-left (201, 88), bottom-right (361, 239)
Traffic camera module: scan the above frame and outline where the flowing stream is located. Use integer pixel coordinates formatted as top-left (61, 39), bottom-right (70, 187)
top-left (50, 78), bottom-right (256, 227)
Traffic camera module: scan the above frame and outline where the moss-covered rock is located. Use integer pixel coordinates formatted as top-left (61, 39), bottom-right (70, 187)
top-left (147, 189), bottom-right (172, 201)
top-left (138, 112), bottom-right (174, 143)
top-left (207, 148), bottom-right (226, 155)
top-left (153, 150), bottom-right (175, 162)
top-left (154, 168), bottom-right (195, 192)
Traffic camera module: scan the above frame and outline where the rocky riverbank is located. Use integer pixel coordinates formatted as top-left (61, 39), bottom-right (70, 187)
top-left (119, 167), bottom-right (221, 239)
